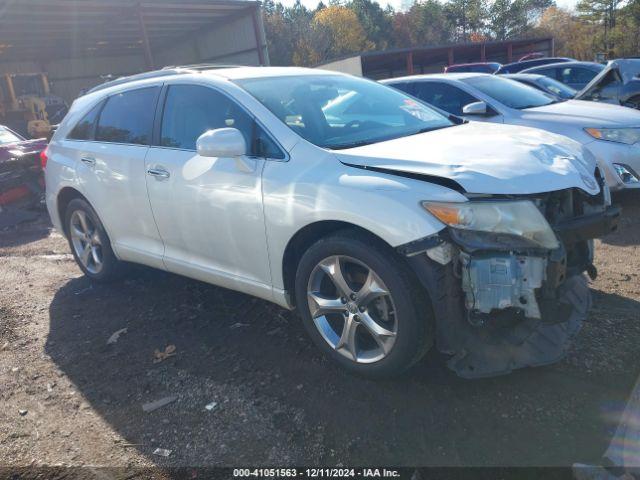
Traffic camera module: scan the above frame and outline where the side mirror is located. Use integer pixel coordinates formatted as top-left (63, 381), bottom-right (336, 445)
top-left (462, 101), bottom-right (488, 115)
top-left (196, 128), bottom-right (246, 158)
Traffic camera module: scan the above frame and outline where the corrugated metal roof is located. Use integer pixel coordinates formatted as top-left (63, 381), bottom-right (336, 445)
top-left (0, 0), bottom-right (260, 62)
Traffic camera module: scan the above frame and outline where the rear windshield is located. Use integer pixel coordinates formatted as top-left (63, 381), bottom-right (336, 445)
top-left (537, 76), bottom-right (576, 99)
top-left (463, 75), bottom-right (556, 109)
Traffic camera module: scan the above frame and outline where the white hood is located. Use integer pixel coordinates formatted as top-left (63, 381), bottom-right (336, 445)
top-left (522, 99), bottom-right (640, 127)
top-left (334, 122), bottom-right (600, 195)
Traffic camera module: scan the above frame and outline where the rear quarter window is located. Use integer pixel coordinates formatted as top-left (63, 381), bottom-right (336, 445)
top-left (67, 101), bottom-right (103, 141)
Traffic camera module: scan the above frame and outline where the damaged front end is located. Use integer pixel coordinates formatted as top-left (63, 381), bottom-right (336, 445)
top-left (401, 170), bottom-right (620, 378)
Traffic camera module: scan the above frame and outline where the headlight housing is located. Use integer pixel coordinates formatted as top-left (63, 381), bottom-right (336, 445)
top-left (613, 163), bottom-right (640, 184)
top-left (585, 127), bottom-right (640, 145)
top-left (423, 200), bottom-right (559, 249)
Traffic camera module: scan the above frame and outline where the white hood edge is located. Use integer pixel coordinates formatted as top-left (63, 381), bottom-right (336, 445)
top-left (334, 122), bottom-right (601, 196)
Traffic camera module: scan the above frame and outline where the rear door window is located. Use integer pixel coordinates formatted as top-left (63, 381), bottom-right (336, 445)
top-left (159, 84), bottom-right (284, 158)
top-left (412, 82), bottom-right (477, 115)
top-left (95, 87), bottom-right (159, 145)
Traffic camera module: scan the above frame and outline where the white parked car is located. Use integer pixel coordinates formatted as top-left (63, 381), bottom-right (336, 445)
top-left (44, 67), bottom-right (618, 378)
top-left (384, 73), bottom-right (640, 191)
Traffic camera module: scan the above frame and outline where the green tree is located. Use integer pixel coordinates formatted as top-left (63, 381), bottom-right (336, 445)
top-left (445, 0), bottom-right (487, 42)
top-left (347, 0), bottom-right (394, 49)
top-left (488, 0), bottom-right (553, 40)
top-left (577, 0), bottom-right (626, 56)
top-left (313, 5), bottom-right (373, 57)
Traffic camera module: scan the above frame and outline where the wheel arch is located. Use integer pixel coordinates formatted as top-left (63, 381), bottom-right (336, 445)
top-left (281, 220), bottom-right (397, 307)
top-left (56, 187), bottom-right (89, 237)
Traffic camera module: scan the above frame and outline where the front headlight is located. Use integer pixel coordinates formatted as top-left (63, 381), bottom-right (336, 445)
top-left (585, 127), bottom-right (640, 145)
top-left (613, 163), bottom-right (640, 184)
top-left (423, 200), bottom-right (560, 249)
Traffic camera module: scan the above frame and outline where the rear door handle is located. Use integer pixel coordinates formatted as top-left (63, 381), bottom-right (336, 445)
top-left (147, 167), bottom-right (170, 180)
top-left (80, 156), bottom-right (96, 167)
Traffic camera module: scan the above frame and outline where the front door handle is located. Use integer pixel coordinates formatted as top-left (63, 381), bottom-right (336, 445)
top-left (80, 156), bottom-right (96, 167)
top-left (147, 167), bottom-right (170, 180)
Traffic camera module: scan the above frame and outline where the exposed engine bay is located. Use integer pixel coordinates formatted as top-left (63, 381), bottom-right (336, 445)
top-left (402, 171), bottom-right (620, 378)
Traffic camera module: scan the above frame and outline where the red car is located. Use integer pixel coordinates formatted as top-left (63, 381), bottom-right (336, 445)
top-left (0, 125), bottom-right (48, 207)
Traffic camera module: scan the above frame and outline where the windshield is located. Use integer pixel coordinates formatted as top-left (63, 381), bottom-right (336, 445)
top-left (463, 75), bottom-right (556, 109)
top-left (537, 77), bottom-right (577, 99)
top-left (235, 75), bottom-right (454, 149)
top-left (0, 126), bottom-right (23, 145)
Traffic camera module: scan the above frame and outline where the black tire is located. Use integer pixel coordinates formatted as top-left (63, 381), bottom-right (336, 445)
top-left (294, 230), bottom-right (433, 378)
top-left (64, 198), bottom-right (125, 282)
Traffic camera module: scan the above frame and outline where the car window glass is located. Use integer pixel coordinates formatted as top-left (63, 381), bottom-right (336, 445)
top-left (67, 101), bottom-right (103, 141)
top-left (160, 84), bottom-right (283, 158)
top-left (600, 69), bottom-right (623, 88)
top-left (561, 67), bottom-right (597, 85)
top-left (532, 68), bottom-right (557, 79)
top-left (412, 82), bottom-right (477, 115)
top-left (463, 75), bottom-right (554, 109)
top-left (0, 126), bottom-right (23, 145)
top-left (537, 77), bottom-right (577, 99)
top-left (236, 75), bottom-right (453, 150)
top-left (95, 87), bottom-right (159, 145)
top-left (583, 69), bottom-right (623, 100)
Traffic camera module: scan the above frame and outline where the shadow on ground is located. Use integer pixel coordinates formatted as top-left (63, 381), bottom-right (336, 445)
top-left (44, 266), bottom-right (640, 467)
top-left (604, 191), bottom-right (640, 247)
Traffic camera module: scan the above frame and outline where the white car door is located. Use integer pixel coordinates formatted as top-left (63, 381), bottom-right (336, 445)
top-left (144, 83), bottom-right (283, 299)
top-left (71, 86), bottom-right (166, 270)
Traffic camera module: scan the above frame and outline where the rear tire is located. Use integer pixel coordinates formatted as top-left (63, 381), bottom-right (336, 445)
top-left (294, 230), bottom-right (433, 378)
top-left (64, 198), bottom-right (124, 282)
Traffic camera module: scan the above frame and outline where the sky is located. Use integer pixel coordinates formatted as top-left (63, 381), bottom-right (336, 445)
top-left (277, 0), bottom-right (579, 12)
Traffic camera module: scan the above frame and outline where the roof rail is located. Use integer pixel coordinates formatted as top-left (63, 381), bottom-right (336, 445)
top-left (84, 64), bottom-right (247, 96)
top-left (161, 63), bottom-right (245, 71)
top-left (85, 68), bottom-right (192, 95)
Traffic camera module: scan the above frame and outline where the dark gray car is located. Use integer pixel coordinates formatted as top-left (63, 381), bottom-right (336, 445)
top-left (576, 59), bottom-right (640, 110)
top-left (521, 61), bottom-right (604, 90)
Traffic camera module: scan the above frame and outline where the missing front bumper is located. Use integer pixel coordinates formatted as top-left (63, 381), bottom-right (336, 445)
top-left (401, 205), bottom-right (618, 378)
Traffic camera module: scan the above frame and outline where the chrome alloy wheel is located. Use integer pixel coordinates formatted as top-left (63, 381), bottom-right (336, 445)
top-left (69, 210), bottom-right (103, 274)
top-left (307, 255), bottom-right (397, 363)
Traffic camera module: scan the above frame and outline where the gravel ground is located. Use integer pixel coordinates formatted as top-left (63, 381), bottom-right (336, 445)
top-left (0, 192), bottom-right (639, 470)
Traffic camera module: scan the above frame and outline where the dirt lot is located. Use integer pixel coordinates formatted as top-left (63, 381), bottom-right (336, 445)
top-left (1, 193), bottom-right (639, 470)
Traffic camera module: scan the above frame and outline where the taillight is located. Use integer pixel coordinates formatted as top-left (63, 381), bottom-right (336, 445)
top-left (39, 148), bottom-right (48, 169)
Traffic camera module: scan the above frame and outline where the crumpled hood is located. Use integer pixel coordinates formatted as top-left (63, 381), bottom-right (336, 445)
top-left (334, 122), bottom-right (600, 195)
top-left (522, 99), bottom-right (640, 127)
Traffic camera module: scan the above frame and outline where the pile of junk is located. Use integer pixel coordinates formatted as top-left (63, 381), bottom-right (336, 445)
top-left (0, 72), bottom-right (62, 228)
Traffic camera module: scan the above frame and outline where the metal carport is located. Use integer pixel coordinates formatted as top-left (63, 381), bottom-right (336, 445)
top-left (0, 0), bottom-right (269, 101)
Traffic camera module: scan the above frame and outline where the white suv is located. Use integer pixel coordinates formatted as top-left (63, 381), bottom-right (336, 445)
top-left (44, 66), bottom-right (619, 378)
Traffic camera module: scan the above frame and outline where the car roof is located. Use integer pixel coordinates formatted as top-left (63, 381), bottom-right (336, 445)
top-left (503, 73), bottom-right (545, 80)
top-left (500, 57), bottom-right (572, 68)
top-left (523, 61), bottom-right (604, 71)
top-left (85, 66), bottom-right (345, 96)
top-left (447, 62), bottom-right (500, 67)
top-left (383, 72), bottom-right (486, 83)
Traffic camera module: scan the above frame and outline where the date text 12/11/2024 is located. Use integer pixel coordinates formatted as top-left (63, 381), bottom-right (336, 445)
top-left (232, 468), bottom-right (401, 478)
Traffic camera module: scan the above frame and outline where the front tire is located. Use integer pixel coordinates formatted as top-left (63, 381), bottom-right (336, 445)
top-left (64, 198), bottom-right (124, 282)
top-left (295, 231), bottom-right (433, 378)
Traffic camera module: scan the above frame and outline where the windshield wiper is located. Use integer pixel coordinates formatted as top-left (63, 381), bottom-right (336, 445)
top-left (327, 139), bottom-right (377, 150)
